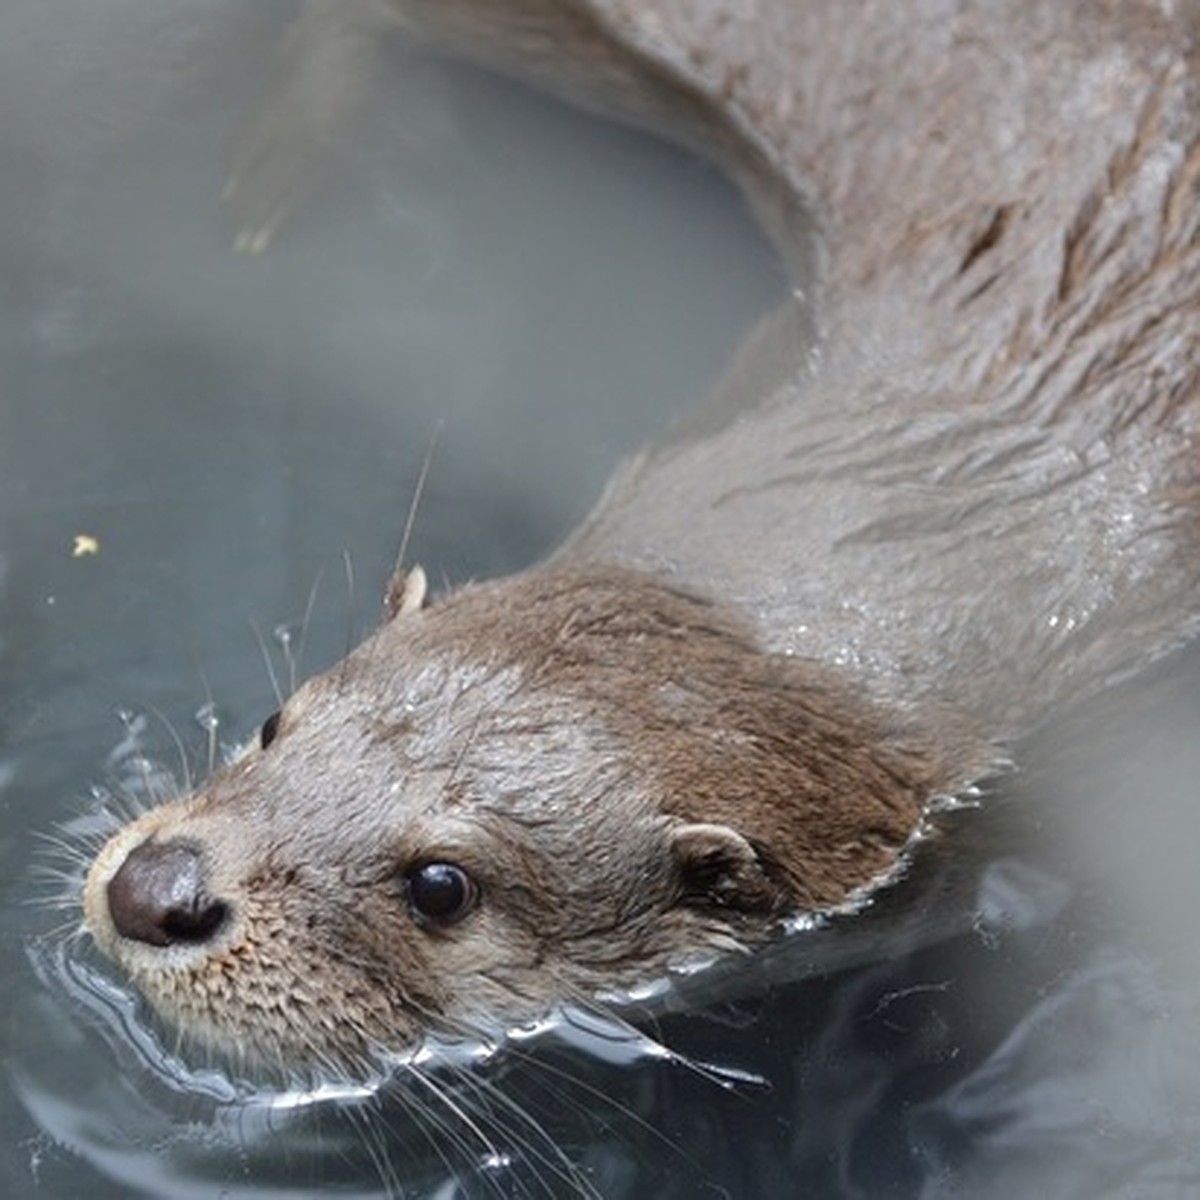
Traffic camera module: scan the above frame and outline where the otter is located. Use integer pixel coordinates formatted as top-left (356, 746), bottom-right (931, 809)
top-left (84, 0), bottom-right (1200, 1074)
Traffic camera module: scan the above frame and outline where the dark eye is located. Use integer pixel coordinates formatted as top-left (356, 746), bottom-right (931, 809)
top-left (259, 711), bottom-right (281, 750)
top-left (405, 862), bottom-right (478, 927)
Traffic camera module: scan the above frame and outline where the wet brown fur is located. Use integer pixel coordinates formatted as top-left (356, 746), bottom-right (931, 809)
top-left (85, 0), bottom-right (1200, 1068)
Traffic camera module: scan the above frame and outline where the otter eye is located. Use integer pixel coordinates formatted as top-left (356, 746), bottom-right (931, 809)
top-left (259, 711), bottom-right (281, 750)
top-left (405, 862), bottom-right (478, 927)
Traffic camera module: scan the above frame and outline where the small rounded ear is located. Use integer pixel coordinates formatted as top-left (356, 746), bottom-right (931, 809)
top-left (669, 822), bottom-right (787, 914)
top-left (384, 563), bottom-right (428, 620)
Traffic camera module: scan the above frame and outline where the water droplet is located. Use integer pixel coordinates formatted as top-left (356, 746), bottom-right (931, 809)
top-left (194, 702), bottom-right (220, 734)
top-left (116, 708), bottom-right (143, 734)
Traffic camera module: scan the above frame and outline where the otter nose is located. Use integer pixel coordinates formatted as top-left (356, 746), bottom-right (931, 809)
top-left (106, 839), bottom-right (228, 947)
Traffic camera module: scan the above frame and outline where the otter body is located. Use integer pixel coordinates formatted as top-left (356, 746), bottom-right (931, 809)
top-left (85, 0), bottom-right (1200, 1070)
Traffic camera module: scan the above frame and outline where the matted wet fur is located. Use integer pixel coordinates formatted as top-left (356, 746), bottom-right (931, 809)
top-left (85, 0), bottom-right (1200, 1072)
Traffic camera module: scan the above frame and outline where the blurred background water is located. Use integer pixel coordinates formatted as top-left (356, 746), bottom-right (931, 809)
top-left (1, 2), bottom-right (1198, 1197)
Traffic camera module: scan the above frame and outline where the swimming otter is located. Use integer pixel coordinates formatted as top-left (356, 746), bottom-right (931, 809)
top-left (84, 0), bottom-right (1200, 1072)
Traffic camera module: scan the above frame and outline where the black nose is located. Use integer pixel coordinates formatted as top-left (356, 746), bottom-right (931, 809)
top-left (106, 839), bottom-right (228, 947)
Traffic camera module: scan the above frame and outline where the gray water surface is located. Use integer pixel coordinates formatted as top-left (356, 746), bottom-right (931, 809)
top-left (2, 3), bottom-right (1199, 1198)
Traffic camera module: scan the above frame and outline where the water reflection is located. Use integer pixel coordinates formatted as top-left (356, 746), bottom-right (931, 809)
top-left (2, 1), bottom-right (1199, 1197)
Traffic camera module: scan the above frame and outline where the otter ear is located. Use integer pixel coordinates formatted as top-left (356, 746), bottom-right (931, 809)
top-left (384, 563), bottom-right (428, 621)
top-left (669, 822), bottom-right (784, 914)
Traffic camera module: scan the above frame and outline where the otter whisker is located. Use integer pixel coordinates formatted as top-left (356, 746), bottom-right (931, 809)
top-left (501, 1000), bottom-right (742, 1179)
top-left (442, 1060), bottom-right (612, 1200)
top-left (400, 1062), bottom-right (527, 1195)
top-left (24, 870), bottom-right (88, 916)
top-left (29, 823), bottom-right (103, 866)
top-left (406, 1056), bottom-right (601, 1200)
top-left (193, 667), bottom-right (220, 777)
top-left (392, 419), bottom-right (443, 584)
top-left (336, 549), bottom-right (358, 694)
top-left (339, 1097), bottom-right (409, 1198)
top-left (30, 912), bottom-right (86, 943)
top-left (250, 619), bottom-right (286, 713)
top-left (291, 566), bottom-right (325, 698)
top-left (146, 704), bottom-right (194, 797)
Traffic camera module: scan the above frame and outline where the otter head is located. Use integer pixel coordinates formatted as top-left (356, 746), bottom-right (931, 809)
top-left (83, 564), bottom-right (962, 1072)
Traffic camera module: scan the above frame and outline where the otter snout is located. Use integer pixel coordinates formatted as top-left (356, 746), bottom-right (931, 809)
top-left (105, 839), bottom-right (228, 948)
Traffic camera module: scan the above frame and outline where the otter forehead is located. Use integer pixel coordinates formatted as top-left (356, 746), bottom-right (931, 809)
top-left (266, 565), bottom-right (747, 795)
top-left (174, 594), bottom-right (669, 878)
top-left (292, 621), bottom-right (652, 808)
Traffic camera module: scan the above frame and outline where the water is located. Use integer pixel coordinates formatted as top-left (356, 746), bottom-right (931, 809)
top-left (2, 2), bottom-right (1199, 1197)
